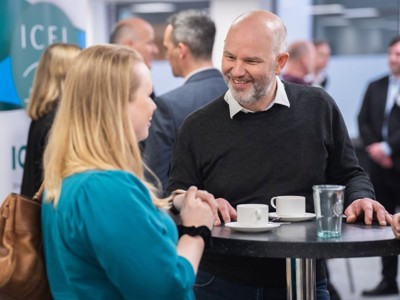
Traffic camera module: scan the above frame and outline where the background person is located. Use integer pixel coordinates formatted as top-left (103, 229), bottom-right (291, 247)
top-left (358, 35), bottom-right (400, 297)
top-left (41, 44), bottom-right (216, 300)
top-left (281, 39), bottom-right (316, 85)
top-left (313, 40), bottom-right (331, 88)
top-left (110, 17), bottom-right (160, 152)
top-left (144, 9), bottom-right (227, 194)
top-left (167, 10), bottom-right (391, 300)
top-left (109, 17), bottom-right (159, 70)
top-left (21, 43), bottom-right (81, 198)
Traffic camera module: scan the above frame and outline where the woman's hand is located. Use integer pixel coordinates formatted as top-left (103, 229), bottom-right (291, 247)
top-left (179, 186), bottom-right (214, 229)
top-left (173, 188), bottom-right (237, 226)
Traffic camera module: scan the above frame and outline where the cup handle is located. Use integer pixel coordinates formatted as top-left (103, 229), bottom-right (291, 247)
top-left (270, 197), bottom-right (277, 209)
top-left (255, 209), bottom-right (262, 220)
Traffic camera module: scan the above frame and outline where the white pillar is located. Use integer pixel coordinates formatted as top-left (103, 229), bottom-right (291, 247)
top-left (210, 0), bottom-right (262, 69)
top-left (277, 0), bottom-right (313, 44)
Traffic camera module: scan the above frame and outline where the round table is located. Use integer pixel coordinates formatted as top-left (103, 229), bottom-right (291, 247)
top-left (208, 220), bottom-right (400, 300)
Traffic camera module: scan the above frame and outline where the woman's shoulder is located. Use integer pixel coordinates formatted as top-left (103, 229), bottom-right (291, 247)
top-left (67, 169), bottom-right (140, 186)
top-left (62, 170), bottom-right (150, 206)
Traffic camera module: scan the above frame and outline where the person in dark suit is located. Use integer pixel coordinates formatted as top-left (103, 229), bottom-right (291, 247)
top-left (21, 43), bottom-right (81, 198)
top-left (144, 10), bottom-right (227, 194)
top-left (358, 35), bottom-right (400, 297)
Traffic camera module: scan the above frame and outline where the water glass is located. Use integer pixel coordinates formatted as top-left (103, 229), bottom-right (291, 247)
top-left (313, 185), bottom-right (345, 238)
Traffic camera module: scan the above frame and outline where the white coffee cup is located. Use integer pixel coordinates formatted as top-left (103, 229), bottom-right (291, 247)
top-left (270, 195), bottom-right (305, 216)
top-left (237, 204), bottom-right (269, 226)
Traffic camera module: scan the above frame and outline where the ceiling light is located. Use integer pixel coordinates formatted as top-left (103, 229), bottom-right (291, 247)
top-left (309, 4), bottom-right (343, 15)
top-left (131, 3), bottom-right (176, 14)
top-left (343, 8), bottom-right (379, 19)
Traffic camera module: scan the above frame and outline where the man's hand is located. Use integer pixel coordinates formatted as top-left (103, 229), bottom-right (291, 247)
top-left (391, 214), bottom-right (400, 239)
top-left (344, 198), bottom-right (392, 226)
top-left (213, 198), bottom-right (237, 226)
top-left (192, 191), bottom-right (237, 225)
top-left (367, 143), bottom-right (393, 168)
top-left (173, 189), bottom-right (237, 226)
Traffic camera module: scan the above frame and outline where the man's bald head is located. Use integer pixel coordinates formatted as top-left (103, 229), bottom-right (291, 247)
top-left (110, 18), bottom-right (159, 68)
top-left (228, 10), bottom-right (287, 56)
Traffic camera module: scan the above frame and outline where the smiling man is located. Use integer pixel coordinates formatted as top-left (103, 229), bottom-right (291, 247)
top-left (167, 10), bottom-right (391, 300)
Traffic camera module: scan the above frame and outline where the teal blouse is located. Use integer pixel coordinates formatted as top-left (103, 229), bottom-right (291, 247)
top-left (42, 170), bottom-right (195, 300)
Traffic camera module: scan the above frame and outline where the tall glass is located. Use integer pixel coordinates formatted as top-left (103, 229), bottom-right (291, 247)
top-left (313, 185), bottom-right (345, 238)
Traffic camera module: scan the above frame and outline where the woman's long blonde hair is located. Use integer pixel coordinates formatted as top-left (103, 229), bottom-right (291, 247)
top-left (43, 44), bottom-right (165, 207)
top-left (27, 43), bottom-right (81, 120)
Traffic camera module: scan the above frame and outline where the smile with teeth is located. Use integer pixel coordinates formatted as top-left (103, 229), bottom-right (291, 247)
top-left (233, 79), bottom-right (248, 84)
top-left (231, 78), bottom-right (251, 89)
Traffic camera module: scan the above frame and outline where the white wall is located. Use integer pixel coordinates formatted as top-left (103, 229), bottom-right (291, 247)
top-left (326, 55), bottom-right (388, 138)
top-left (210, 0), bottom-right (262, 69)
top-left (86, 0), bottom-right (108, 46)
top-left (277, 0), bottom-right (313, 44)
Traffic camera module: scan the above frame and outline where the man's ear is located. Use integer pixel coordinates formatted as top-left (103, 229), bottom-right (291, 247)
top-left (275, 52), bottom-right (289, 75)
top-left (178, 42), bottom-right (188, 59)
top-left (123, 38), bottom-right (134, 48)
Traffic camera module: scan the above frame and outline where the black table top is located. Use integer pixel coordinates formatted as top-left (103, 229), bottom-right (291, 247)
top-left (209, 220), bottom-right (400, 259)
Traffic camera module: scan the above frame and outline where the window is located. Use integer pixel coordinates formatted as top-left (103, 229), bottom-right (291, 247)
top-left (312, 0), bottom-right (400, 55)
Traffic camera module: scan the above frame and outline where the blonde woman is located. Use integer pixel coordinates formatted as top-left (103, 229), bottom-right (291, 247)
top-left (21, 43), bottom-right (81, 197)
top-left (42, 44), bottom-right (215, 300)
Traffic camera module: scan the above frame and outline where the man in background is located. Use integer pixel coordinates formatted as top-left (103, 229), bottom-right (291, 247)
top-left (144, 10), bottom-right (227, 194)
top-left (110, 17), bottom-right (159, 70)
top-left (281, 40), bottom-right (316, 85)
top-left (313, 40), bottom-right (331, 88)
top-left (358, 36), bottom-right (400, 297)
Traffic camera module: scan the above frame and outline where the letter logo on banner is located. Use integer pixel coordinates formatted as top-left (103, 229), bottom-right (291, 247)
top-left (0, 0), bottom-right (85, 201)
top-left (1, 2), bottom-right (84, 110)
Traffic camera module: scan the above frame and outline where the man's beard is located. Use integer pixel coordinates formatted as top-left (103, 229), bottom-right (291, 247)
top-left (225, 75), bottom-right (270, 107)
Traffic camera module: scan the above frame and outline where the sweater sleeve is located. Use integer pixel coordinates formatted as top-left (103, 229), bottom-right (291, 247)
top-left (325, 94), bottom-right (376, 204)
top-left (64, 172), bottom-right (195, 300)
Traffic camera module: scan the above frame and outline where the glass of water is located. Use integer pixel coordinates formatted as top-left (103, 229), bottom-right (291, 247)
top-left (313, 185), bottom-right (345, 238)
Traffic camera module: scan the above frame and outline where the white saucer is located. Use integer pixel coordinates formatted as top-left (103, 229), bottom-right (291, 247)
top-left (225, 222), bottom-right (280, 233)
top-left (269, 212), bottom-right (316, 222)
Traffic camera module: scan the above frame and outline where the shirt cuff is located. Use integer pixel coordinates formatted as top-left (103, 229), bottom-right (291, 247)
top-left (380, 141), bottom-right (392, 156)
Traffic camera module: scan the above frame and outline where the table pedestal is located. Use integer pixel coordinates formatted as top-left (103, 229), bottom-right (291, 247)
top-left (286, 258), bottom-right (316, 300)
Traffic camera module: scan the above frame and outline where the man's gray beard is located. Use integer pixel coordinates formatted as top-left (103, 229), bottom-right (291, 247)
top-left (230, 84), bottom-right (266, 107)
